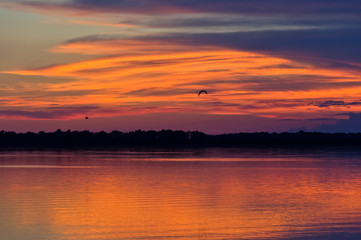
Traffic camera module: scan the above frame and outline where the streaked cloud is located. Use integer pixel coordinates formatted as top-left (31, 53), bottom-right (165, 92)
top-left (316, 100), bottom-right (361, 108)
top-left (4, 0), bottom-right (361, 15)
top-left (159, 28), bottom-right (361, 71)
top-left (306, 118), bottom-right (338, 121)
top-left (1, 0), bottom-right (361, 132)
top-left (4, 39), bottom-right (361, 121)
top-left (0, 106), bottom-right (98, 120)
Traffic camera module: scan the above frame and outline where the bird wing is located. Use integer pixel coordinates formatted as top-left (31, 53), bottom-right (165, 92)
top-left (198, 90), bottom-right (207, 96)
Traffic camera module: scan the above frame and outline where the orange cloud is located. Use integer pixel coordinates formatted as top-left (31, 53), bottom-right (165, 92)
top-left (3, 38), bottom-right (361, 121)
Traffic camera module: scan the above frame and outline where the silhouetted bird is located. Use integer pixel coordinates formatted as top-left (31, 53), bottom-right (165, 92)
top-left (198, 90), bottom-right (207, 96)
top-left (85, 117), bottom-right (89, 120)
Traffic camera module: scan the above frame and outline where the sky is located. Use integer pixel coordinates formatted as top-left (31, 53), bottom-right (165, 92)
top-left (0, 0), bottom-right (361, 133)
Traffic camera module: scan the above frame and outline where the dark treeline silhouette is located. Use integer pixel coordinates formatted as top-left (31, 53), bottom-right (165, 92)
top-left (3, 129), bottom-right (361, 148)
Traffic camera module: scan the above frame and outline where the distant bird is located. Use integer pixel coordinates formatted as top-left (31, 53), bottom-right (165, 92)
top-left (85, 116), bottom-right (89, 120)
top-left (198, 90), bottom-right (208, 96)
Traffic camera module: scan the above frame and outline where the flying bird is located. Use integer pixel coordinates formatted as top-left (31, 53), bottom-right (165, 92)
top-left (85, 116), bottom-right (89, 120)
top-left (198, 90), bottom-right (208, 96)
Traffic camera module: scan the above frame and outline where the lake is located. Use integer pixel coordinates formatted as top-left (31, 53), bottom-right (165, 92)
top-left (1, 148), bottom-right (361, 240)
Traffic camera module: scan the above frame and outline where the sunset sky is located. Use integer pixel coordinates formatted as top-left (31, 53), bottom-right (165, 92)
top-left (1, 0), bottom-right (361, 133)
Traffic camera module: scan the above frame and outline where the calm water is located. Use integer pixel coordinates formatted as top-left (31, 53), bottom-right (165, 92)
top-left (1, 148), bottom-right (361, 240)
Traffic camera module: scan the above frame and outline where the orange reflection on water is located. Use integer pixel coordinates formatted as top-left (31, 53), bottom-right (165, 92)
top-left (2, 152), bottom-right (361, 239)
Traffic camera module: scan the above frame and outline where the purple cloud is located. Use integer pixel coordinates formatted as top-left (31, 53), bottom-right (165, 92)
top-left (0, 106), bottom-right (99, 119)
top-left (63, 26), bottom-right (361, 72)
top-left (312, 112), bottom-right (361, 132)
top-left (316, 100), bottom-right (361, 108)
top-left (8, 0), bottom-right (361, 15)
top-left (160, 28), bottom-right (361, 71)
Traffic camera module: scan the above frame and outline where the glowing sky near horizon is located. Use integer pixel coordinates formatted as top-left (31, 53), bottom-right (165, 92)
top-left (0, 0), bottom-right (361, 133)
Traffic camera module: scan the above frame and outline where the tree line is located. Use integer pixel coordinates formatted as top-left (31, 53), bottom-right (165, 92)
top-left (2, 129), bottom-right (361, 147)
